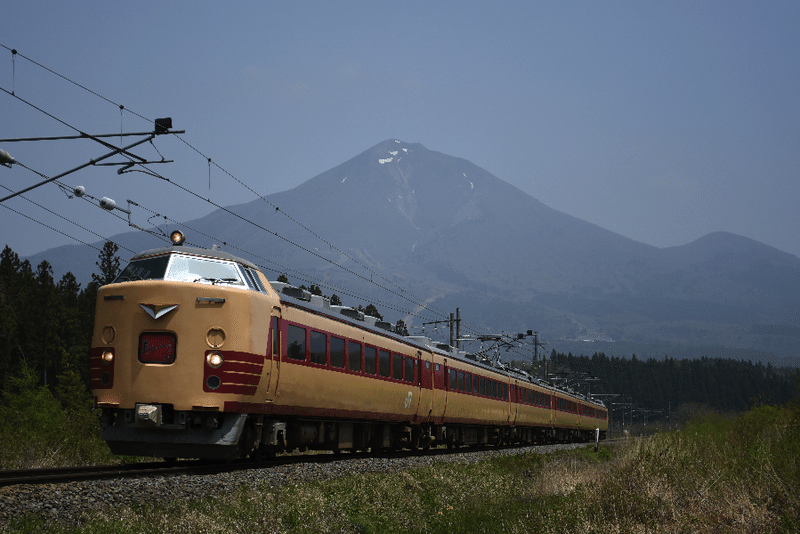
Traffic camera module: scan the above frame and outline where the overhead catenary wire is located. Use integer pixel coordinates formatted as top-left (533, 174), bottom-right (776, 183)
top-left (127, 193), bottom-right (442, 324)
top-left (0, 183), bottom-right (120, 255)
top-left (0, 46), bottom-right (445, 316)
top-left (0, 44), bottom-right (495, 336)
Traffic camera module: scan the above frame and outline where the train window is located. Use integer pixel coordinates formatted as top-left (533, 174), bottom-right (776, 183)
top-left (247, 268), bottom-right (267, 292)
top-left (466, 373), bottom-right (472, 394)
top-left (502, 384), bottom-right (507, 400)
top-left (404, 357), bottom-right (414, 383)
top-left (492, 381), bottom-right (497, 398)
top-left (271, 317), bottom-right (279, 356)
top-left (115, 255), bottom-right (170, 282)
top-left (458, 371), bottom-right (465, 392)
top-left (330, 336), bottom-right (345, 368)
top-left (238, 266), bottom-right (256, 290)
top-left (348, 341), bottom-right (362, 372)
top-left (473, 375), bottom-right (479, 395)
top-left (365, 346), bottom-right (377, 375)
top-left (449, 369), bottom-right (457, 390)
top-left (480, 376), bottom-right (485, 396)
top-left (288, 325), bottom-right (306, 361)
top-left (393, 353), bottom-right (403, 380)
top-left (310, 331), bottom-right (327, 365)
top-left (166, 254), bottom-right (245, 286)
top-left (379, 350), bottom-right (390, 377)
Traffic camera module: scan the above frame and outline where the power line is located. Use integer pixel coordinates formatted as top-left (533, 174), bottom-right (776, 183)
top-left (0, 45), bottom-right (491, 334)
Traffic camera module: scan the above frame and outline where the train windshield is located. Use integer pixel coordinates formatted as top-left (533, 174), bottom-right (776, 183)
top-left (114, 253), bottom-right (246, 287)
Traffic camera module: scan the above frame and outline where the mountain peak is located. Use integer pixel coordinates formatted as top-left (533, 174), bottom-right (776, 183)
top-left (23, 140), bottom-right (800, 360)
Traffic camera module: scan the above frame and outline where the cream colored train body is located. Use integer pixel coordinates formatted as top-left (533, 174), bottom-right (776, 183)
top-left (91, 236), bottom-right (608, 460)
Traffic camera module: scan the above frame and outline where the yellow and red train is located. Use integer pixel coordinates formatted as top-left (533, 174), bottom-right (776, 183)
top-left (91, 231), bottom-right (607, 460)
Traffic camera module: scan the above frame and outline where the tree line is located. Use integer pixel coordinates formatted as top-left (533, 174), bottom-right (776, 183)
top-left (543, 351), bottom-right (798, 421)
top-left (0, 241), bottom-right (121, 394)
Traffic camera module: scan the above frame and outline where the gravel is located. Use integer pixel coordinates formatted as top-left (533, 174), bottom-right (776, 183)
top-left (0, 442), bottom-right (586, 526)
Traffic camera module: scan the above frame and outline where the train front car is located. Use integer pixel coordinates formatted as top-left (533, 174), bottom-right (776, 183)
top-left (91, 231), bottom-right (277, 460)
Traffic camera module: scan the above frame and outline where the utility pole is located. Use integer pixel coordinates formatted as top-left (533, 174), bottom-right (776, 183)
top-left (423, 309), bottom-right (461, 349)
top-left (456, 308), bottom-right (461, 350)
top-left (449, 313), bottom-right (454, 347)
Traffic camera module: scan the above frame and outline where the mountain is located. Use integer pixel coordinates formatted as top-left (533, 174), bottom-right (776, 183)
top-left (24, 140), bottom-right (800, 361)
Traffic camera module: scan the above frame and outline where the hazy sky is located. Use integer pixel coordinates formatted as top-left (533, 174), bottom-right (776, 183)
top-left (1, 1), bottom-right (798, 262)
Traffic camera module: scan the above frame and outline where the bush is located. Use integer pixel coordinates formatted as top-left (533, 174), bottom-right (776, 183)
top-left (0, 361), bottom-right (114, 468)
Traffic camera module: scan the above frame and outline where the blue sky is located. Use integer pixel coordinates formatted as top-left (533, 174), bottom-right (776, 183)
top-left (1, 1), bottom-right (798, 261)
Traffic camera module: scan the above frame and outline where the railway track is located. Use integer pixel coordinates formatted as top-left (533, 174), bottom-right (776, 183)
top-left (0, 440), bottom-right (610, 488)
top-left (0, 461), bottom-right (217, 487)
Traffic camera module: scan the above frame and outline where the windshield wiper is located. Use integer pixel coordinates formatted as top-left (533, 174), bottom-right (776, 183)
top-left (193, 277), bottom-right (240, 285)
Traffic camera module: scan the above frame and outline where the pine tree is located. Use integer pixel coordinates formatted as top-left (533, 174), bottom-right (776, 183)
top-left (363, 304), bottom-right (382, 320)
top-left (91, 241), bottom-right (121, 286)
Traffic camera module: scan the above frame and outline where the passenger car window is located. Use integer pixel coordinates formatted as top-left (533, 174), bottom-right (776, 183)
top-left (404, 358), bottom-right (414, 383)
top-left (310, 331), bottom-right (326, 365)
top-left (288, 325), bottom-right (306, 361)
top-left (365, 346), bottom-right (377, 375)
top-left (379, 350), bottom-right (391, 377)
top-left (348, 341), bottom-right (362, 372)
top-left (392, 353), bottom-right (403, 380)
top-left (330, 336), bottom-right (345, 368)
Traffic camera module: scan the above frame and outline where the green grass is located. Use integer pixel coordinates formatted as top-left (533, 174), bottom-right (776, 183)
top-left (2, 400), bottom-right (799, 533)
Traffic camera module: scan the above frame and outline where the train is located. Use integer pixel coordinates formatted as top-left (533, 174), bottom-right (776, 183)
top-left (90, 230), bottom-right (608, 460)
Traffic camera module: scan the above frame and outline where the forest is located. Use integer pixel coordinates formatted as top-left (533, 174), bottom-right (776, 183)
top-left (536, 351), bottom-right (798, 427)
top-left (0, 242), bottom-right (120, 394)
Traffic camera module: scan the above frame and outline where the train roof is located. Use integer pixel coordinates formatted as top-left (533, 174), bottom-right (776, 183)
top-left (271, 281), bottom-right (606, 408)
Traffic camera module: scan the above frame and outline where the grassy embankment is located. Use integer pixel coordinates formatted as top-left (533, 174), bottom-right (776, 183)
top-left (3, 398), bottom-right (799, 533)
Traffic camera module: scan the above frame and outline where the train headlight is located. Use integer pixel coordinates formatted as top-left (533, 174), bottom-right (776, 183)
top-left (206, 351), bottom-right (224, 368)
top-left (170, 230), bottom-right (185, 246)
top-left (101, 350), bottom-right (115, 364)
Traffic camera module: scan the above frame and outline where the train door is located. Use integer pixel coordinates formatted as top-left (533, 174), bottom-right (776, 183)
top-left (430, 357), bottom-right (447, 423)
top-left (509, 382), bottom-right (518, 425)
top-left (266, 307), bottom-right (281, 399)
top-left (415, 351), bottom-right (433, 423)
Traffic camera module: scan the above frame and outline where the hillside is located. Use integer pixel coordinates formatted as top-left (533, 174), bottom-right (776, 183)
top-left (23, 140), bottom-right (800, 361)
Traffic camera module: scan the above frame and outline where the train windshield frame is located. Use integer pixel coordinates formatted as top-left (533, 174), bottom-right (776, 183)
top-left (114, 253), bottom-right (247, 288)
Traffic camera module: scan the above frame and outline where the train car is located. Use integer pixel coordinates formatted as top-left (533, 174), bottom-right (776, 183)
top-left (91, 231), bottom-right (607, 460)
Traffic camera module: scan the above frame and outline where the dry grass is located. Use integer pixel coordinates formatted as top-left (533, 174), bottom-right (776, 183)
top-left (4, 403), bottom-right (799, 533)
